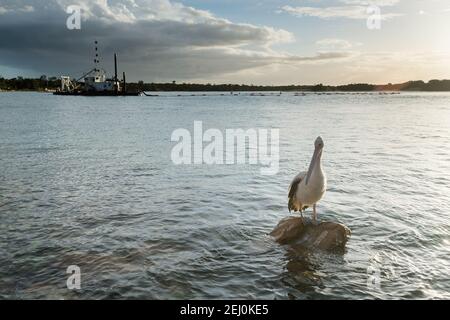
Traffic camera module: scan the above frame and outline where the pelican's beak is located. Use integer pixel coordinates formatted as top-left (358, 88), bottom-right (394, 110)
top-left (305, 147), bottom-right (321, 186)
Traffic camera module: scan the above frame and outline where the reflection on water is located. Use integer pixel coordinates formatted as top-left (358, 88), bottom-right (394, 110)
top-left (0, 92), bottom-right (450, 299)
top-left (283, 245), bottom-right (322, 298)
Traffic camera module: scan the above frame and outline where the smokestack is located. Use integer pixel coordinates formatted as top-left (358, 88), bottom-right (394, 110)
top-left (114, 53), bottom-right (118, 94)
top-left (123, 72), bottom-right (126, 93)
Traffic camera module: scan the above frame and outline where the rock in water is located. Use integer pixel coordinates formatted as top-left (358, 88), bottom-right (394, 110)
top-left (270, 216), bottom-right (351, 251)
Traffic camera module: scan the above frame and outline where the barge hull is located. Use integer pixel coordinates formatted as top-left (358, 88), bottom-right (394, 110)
top-left (53, 91), bottom-right (141, 96)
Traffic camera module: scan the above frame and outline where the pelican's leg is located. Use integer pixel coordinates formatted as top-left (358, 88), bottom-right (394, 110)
top-left (313, 204), bottom-right (317, 222)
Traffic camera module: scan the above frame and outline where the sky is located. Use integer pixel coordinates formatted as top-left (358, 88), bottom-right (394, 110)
top-left (0, 0), bottom-right (450, 85)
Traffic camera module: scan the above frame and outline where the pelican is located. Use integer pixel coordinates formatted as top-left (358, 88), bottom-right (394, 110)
top-left (288, 136), bottom-right (327, 222)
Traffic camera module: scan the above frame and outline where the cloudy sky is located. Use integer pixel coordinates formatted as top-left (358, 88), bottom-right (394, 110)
top-left (0, 0), bottom-right (449, 84)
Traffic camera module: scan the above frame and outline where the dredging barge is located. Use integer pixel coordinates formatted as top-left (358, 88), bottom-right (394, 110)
top-left (54, 41), bottom-right (141, 96)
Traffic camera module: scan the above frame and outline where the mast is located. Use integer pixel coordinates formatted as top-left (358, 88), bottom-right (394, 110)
top-left (94, 40), bottom-right (99, 72)
top-left (123, 72), bottom-right (126, 93)
top-left (114, 53), bottom-right (118, 94)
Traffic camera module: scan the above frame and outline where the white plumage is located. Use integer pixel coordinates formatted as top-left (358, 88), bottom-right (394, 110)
top-left (288, 137), bottom-right (327, 221)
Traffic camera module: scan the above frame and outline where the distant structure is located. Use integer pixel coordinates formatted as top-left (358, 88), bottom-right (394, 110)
top-left (54, 41), bottom-right (140, 96)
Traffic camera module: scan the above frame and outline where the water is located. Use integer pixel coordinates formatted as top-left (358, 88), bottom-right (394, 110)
top-left (0, 91), bottom-right (449, 300)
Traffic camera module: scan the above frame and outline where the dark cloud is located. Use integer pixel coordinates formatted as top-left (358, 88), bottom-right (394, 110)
top-left (0, 0), bottom-right (350, 81)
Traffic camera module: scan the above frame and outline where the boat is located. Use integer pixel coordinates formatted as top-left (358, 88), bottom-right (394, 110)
top-left (54, 41), bottom-right (141, 96)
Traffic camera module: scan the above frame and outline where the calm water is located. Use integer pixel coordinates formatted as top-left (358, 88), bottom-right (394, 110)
top-left (1, 91), bottom-right (449, 300)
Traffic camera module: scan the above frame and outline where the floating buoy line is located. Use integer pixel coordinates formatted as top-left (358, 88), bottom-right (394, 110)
top-left (140, 91), bottom-right (401, 97)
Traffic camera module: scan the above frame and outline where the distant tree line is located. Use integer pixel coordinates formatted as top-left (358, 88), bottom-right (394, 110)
top-left (122, 81), bottom-right (377, 92)
top-left (0, 75), bottom-right (60, 91)
top-left (401, 80), bottom-right (450, 91)
top-left (2, 76), bottom-right (450, 92)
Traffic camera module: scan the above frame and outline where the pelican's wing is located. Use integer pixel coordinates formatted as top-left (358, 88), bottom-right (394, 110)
top-left (288, 172), bottom-right (306, 212)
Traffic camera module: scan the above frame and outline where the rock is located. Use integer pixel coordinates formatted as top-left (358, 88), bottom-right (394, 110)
top-left (270, 216), bottom-right (351, 251)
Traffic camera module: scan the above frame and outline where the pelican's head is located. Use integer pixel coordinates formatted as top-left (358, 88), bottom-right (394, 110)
top-left (315, 136), bottom-right (324, 150)
top-left (305, 136), bottom-right (324, 185)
